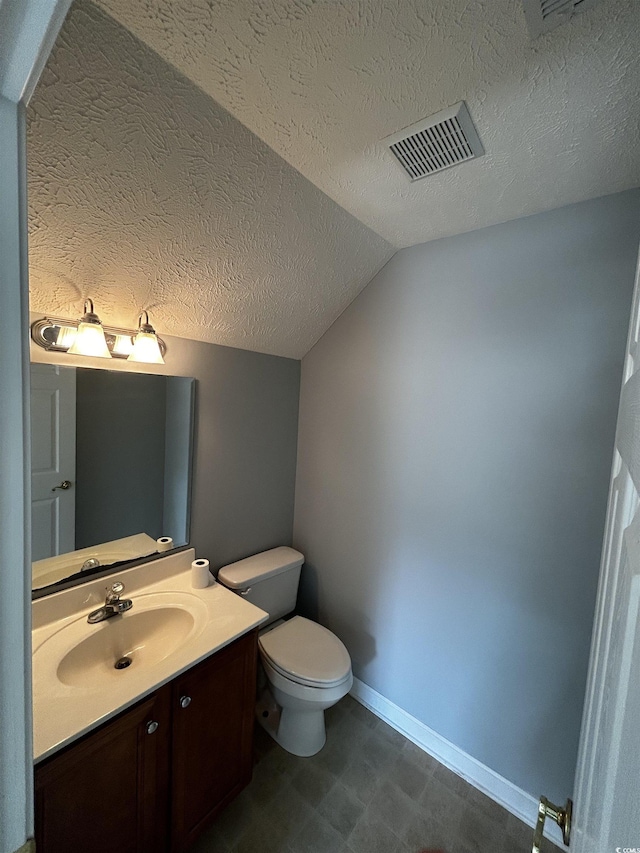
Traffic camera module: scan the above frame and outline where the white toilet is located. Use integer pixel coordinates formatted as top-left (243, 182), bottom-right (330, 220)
top-left (218, 546), bottom-right (353, 757)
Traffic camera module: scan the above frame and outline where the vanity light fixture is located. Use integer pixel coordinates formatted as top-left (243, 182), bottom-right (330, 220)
top-left (67, 299), bottom-right (112, 358)
top-left (30, 303), bottom-right (167, 361)
top-left (128, 311), bottom-right (165, 364)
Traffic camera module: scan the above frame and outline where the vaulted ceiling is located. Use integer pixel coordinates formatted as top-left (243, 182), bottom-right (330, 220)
top-left (94, 0), bottom-right (640, 247)
top-left (27, 0), bottom-right (640, 358)
top-left (27, 2), bottom-right (393, 359)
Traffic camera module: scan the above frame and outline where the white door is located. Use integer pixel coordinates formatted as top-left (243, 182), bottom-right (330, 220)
top-left (30, 363), bottom-right (76, 561)
top-left (570, 247), bottom-right (640, 852)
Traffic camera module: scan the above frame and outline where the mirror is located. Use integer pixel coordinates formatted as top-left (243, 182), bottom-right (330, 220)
top-left (31, 364), bottom-right (195, 593)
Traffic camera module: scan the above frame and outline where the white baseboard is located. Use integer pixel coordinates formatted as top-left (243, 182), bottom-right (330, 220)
top-left (350, 677), bottom-right (566, 849)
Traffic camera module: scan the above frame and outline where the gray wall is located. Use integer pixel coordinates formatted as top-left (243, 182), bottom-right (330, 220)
top-left (172, 338), bottom-right (301, 569)
top-left (75, 369), bottom-right (167, 548)
top-left (163, 376), bottom-right (194, 546)
top-left (293, 189), bottom-right (640, 801)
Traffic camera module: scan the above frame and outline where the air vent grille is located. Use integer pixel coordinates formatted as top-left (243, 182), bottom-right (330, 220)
top-left (522, 0), bottom-right (599, 37)
top-left (384, 102), bottom-right (484, 182)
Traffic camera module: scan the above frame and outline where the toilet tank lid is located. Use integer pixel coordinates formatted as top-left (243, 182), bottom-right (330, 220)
top-left (218, 546), bottom-right (304, 590)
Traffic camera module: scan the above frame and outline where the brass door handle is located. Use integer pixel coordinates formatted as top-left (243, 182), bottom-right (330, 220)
top-left (51, 480), bottom-right (72, 491)
top-left (533, 796), bottom-right (572, 851)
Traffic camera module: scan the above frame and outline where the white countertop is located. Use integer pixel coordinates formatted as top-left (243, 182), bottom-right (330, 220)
top-left (32, 549), bottom-right (268, 763)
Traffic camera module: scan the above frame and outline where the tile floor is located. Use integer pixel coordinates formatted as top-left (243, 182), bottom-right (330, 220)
top-left (190, 695), bottom-right (561, 853)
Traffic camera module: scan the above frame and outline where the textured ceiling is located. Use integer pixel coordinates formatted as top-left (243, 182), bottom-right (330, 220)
top-left (94, 0), bottom-right (640, 248)
top-left (27, 1), bottom-right (393, 359)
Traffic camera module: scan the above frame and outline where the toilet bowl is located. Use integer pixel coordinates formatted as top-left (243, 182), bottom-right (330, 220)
top-left (258, 616), bottom-right (353, 756)
top-left (217, 547), bottom-right (353, 757)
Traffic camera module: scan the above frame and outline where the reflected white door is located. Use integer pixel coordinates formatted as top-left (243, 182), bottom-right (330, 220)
top-left (30, 363), bottom-right (76, 560)
top-left (571, 248), bottom-right (640, 851)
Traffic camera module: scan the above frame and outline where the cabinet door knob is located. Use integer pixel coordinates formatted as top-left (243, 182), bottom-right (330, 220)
top-left (179, 695), bottom-right (191, 709)
top-left (146, 721), bottom-right (159, 735)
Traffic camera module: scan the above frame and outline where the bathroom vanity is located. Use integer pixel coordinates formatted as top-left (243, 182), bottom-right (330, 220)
top-left (32, 550), bottom-right (268, 853)
top-left (35, 630), bottom-right (256, 852)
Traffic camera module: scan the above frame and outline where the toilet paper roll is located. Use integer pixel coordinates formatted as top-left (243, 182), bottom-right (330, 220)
top-left (157, 537), bottom-right (174, 552)
top-left (191, 558), bottom-right (212, 589)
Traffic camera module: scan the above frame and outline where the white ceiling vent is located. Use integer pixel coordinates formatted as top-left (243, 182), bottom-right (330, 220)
top-left (522, 0), bottom-right (601, 37)
top-left (384, 102), bottom-right (484, 182)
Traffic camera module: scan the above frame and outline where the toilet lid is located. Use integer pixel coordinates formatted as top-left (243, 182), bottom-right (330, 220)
top-left (259, 616), bottom-right (351, 688)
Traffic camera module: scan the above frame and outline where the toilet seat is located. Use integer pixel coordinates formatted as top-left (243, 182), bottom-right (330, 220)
top-left (263, 656), bottom-right (353, 691)
top-left (259, 616), bottom-right (351, 689)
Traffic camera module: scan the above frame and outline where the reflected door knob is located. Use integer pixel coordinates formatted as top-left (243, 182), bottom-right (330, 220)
top-left (51, 480), bottom-right (72, 491)
top-left (180, 695), bottom-right (191, 709)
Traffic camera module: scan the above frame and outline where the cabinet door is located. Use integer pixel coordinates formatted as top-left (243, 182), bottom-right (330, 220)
top-left (171, 630), bottom-right (258, 852)
top-left (35, 686), bottom-right (171, 853)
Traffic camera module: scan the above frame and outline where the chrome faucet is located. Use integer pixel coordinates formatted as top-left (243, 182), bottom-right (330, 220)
top-left (87, 581), bottom-right (133, 624)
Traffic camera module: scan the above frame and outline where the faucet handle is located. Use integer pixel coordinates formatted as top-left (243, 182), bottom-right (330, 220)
top-left (106, 581), bottom-right (125, 604)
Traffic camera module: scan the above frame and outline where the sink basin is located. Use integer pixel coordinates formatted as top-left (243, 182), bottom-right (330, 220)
top-left (58, 607), bottom-right (194, 687)
top-left (34, 591), bottom-right (208, 690)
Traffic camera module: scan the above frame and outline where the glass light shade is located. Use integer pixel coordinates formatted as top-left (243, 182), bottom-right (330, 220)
top-left (111, 334), bottom-right (134, 357)
top-left (128, 330), bottom-right (165, 364)
top-left (67, 321), bottom-right (112, 358)
top-left (55, 325), bottom-right (78, 350)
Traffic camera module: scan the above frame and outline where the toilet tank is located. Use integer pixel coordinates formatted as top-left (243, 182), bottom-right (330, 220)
top-left (217, 546), bottom-right (304, 626)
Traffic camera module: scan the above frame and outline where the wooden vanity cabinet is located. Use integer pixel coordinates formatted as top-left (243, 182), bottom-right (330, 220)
top-left (171, 630), bottom-right (258, 852)
top-left (34, 687), bottom-right (172, 853)
top-left (35, 630), bottom-right (258, 853)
